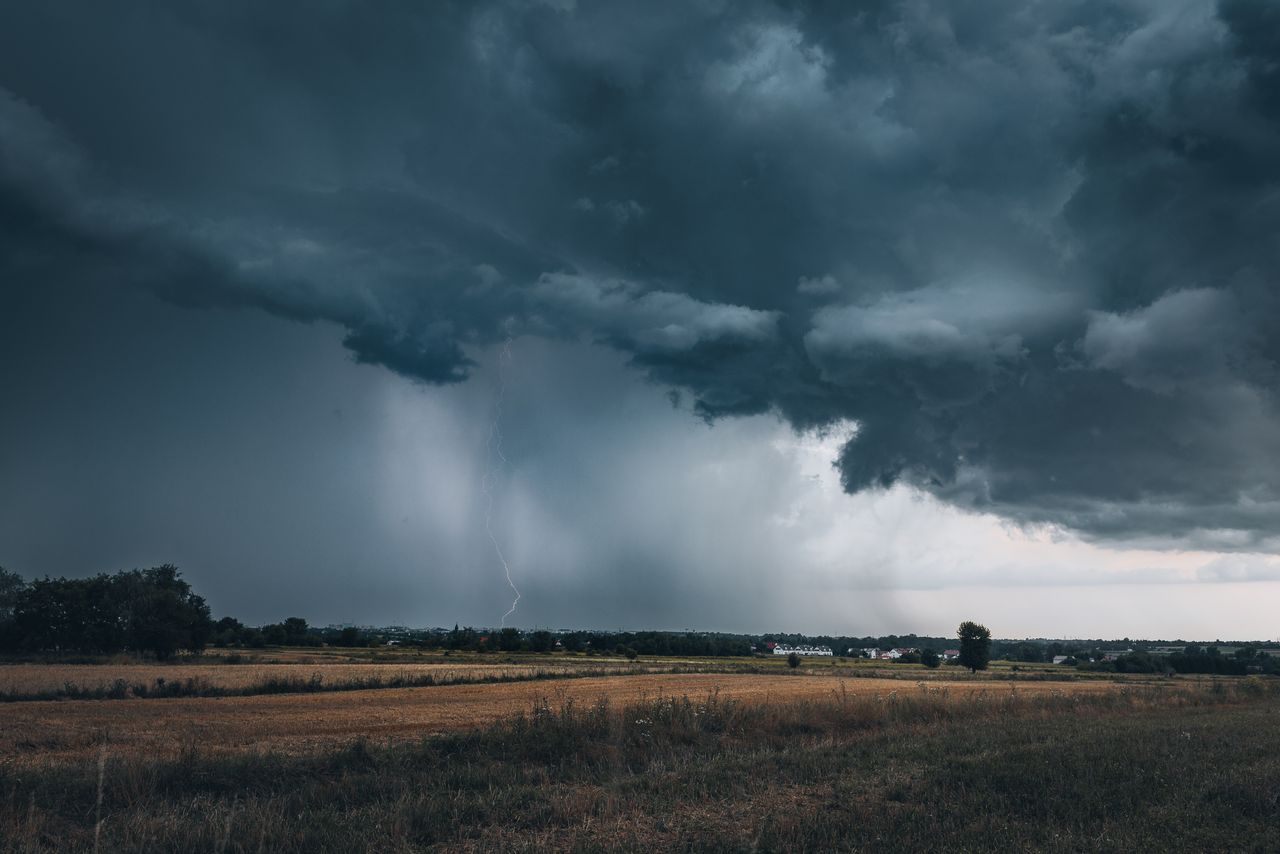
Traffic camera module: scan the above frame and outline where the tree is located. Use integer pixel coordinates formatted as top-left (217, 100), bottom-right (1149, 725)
top-left (1015, 643), bottom-right (1044, 663)
top-left (497, 627), bottom-right (522, 651)
top-left (258, 617), bottom-right (321, 647)
top-left (125, 565), bottom-right (213, 659)
top-left (920, 648), bottom-right (941, 669)
top-left (787, 652), bottom-right (801, 669)
top-left (528, 630), bottom-right (554, 653)
top-left (211, 617), bottom-right (246, 647)
top-left (261, 623), bottom-right (287, 645)
top-left (0, 567), bottom-right (26, 651)
top-left (282, 617), bottom-right (310, 644)
top-left (6, 565), bottom-right (210, 658)
top-left (957, 621), bottom-right (992, 673)
top-left (0, 567), bottom-right (24, 623)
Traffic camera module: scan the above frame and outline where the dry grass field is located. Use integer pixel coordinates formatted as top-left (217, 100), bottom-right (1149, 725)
top-left (2, 652), bottom-right (1268, 851)
top-left (0, 660), bottom-right (659, 696)
top-left (0, 672), bottom-right (1127, 766)
top-left (2, 674), bottom-right (1276, 852)
top-left (1, 653), bottom-right (1094, 702)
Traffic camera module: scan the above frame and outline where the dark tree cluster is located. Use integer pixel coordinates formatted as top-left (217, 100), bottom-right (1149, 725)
top-left (423, 627), bottom-right (756, 657)
top-left (209, 616), bottom-right (321, 648)
top-left (1081, 646), bottom-right (1280, 676)
top-left (0, 565), bottom-right (211, 659)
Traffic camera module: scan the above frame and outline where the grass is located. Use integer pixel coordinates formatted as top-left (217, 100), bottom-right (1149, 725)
top-left (0, 660), bottom-right (822, 703)
top-left (0, 666), bottom-right (656, 702)
top-left (2, 678), bottom-right (1277, 851)
top-left (0, 654), bottom-right (1129, 703)
top-left (0, 657), bottom-right (738, 702)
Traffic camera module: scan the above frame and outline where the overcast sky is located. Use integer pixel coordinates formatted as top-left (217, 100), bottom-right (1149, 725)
top-left (3, 1), bottom-right (1279, 639)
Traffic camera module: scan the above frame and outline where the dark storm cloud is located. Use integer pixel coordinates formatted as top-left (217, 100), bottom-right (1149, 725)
top-left (2, 0), bottom-right (1279, 546)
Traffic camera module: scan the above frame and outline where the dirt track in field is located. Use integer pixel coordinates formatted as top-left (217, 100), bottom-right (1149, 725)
top-left (0, 673), bottom-right (1124, 766)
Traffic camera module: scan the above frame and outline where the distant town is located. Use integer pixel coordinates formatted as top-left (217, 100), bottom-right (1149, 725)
top-left (296, 623), bottom-right (1280, 676)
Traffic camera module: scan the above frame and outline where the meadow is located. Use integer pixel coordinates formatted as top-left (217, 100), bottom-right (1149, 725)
top-left (0, 670), bottom-right (1128, 765)
top-left (0, 648), bottom-right (1126, 702)
top-left (0, 659), bottom-right (675, 701)
top-left (1, 673), bottom-right (1276, 852)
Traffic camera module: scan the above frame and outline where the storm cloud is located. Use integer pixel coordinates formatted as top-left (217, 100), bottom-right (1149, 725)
top-left (3, 0), bottom-right (1280, 555)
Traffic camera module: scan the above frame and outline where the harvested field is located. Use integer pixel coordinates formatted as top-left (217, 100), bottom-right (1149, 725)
top-left (0, 661), bottom-right (661, 697)
top-left (3, 675), bottom-right (1274, 852)
top-left (0, 672), bottom-right (1127, 767)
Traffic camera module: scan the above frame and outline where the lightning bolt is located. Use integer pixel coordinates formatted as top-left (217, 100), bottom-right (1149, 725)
top-left (482, 337), bottom-right (521, 627)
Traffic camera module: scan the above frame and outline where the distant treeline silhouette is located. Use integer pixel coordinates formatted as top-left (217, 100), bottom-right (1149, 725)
top-left (1078, 647), bottom-right (1280, 676)
top-left (2, 565), bottom-right (1278, 675)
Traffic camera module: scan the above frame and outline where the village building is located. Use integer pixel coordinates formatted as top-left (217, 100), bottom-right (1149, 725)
top-left (772, 644), bottom-right (833, 657)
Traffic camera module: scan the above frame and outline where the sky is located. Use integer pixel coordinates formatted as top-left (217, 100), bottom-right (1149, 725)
top-left (2, 0), bottom-right (1279, 639)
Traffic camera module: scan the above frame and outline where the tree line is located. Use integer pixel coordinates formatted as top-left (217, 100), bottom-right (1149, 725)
top-left (2, 565), bottom-right (1276, 676)
top-left (0, 565), bottom-right (211, 659)
top-left (1077, 646), bottom-right (1280, 676)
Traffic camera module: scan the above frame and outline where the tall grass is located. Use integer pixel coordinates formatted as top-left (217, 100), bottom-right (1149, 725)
top-left (3, 679), bottom-right (1278, 851)
top-left (0, 664), bottom-right (679, 702)
top-left (0, 659), bottom-right (1132, 703)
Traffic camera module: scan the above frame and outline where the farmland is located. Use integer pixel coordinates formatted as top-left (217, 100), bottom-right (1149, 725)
top-left (0, 650), bottom-right (1132, 703)
top-left (0, 648), bottom-right (1273, 853)
top-left (0, 659), bottom-right (671, 701)
top-left (0, 663), bottom-right (1276, 852)
top-left (0, 669), bottom-right (1129, 766)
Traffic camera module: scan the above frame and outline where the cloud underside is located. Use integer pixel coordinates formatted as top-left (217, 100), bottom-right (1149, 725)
top-left (2, 0), bottom-right (1279, 547)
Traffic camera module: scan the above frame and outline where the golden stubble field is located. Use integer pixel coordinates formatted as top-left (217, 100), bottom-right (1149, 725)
top-left (0, 672), bottom-right (1128, 767)
top-left (0, 660), bottom-right (661, 694)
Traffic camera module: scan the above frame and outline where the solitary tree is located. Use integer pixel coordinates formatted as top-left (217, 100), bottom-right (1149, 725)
top-left (920, 647), bottom-right (941, 669)
top-left (957, 621), bottom-right (992, 673)
top-left (787, 652), bottom-right (801, 669)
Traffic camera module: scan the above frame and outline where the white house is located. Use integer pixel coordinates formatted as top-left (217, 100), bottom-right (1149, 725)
top-left (773, 644), bottom-right (833, 657)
